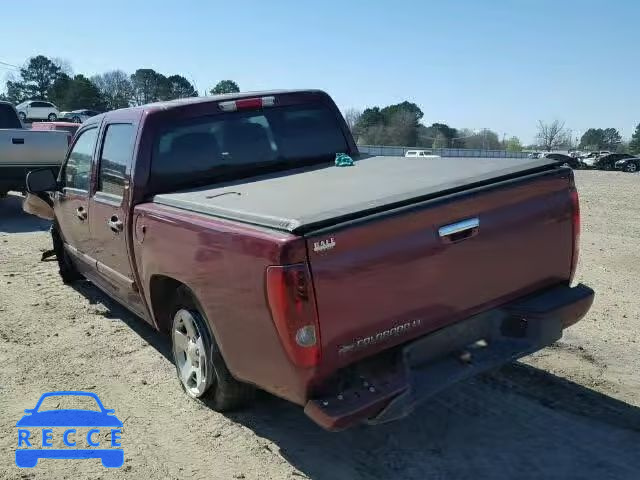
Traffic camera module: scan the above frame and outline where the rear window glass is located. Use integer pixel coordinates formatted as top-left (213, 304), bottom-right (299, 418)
top-left (150, 103), bottom-right (348, 193)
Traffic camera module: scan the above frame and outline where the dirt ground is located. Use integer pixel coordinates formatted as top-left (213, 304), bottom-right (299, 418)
top-left (0, 170), bottom-right (639, 480)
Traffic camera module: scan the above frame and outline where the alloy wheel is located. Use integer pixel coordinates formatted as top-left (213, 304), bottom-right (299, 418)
top-left (172, 309), bottom-right (209, 397)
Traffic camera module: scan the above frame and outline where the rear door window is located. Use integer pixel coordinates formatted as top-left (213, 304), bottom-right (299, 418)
top-left (97, 124), bottom-right (136, 198)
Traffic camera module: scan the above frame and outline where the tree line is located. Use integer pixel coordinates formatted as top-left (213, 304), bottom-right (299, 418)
top-left (346, 102), bottom-right (519, 151)
top-left (534, 119), bottom-right (640, 154)
top-left (348, 102), bottom-right (640, 155)
top-left (0, 55), bottom-right (241, 111)
top-left (3, 55), bottom-right (639, 155)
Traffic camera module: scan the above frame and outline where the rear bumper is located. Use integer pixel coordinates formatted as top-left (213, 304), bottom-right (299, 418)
top-left (304, 283), bottom-right (594, 431)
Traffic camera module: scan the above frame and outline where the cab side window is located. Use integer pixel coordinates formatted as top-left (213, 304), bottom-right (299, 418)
top-left (64, 128), bottom-right (98, 191)
top-left (97, 124), bottom-right (135, 197)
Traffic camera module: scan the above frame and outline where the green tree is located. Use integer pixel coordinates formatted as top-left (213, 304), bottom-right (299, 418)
top-left (47, 73), bottom-right (73, 108)
top-left (602, 128), bottom-right (622, 150)
top-left (629, 123), bottom-right (640, 155)
top-left (131, 69), bottom-right (166, 105)
top-left (17, 55), bottom-right (63, 99)
top-left (353, 102), bottom-right (427, 146)
top-left (580, 128), bottom-right (605, 150)
top-left (61, 75), bottom-right (105, 110)
top-left (461, 129), bottom-right (502, 150)
top-left (384, 110), bottom-right (420, 146)
top-left (379, 101), bottom-right (424, 122)
top-left (92, 70), bottom-right (134, 110)
top-left (210, 80), bottom-right (240, 95)
top-left (357, 107), bottom-right (384, 130)
top-left (420, 123), bottom-right (458, 147)
top-left (505, 136), bottom-right (523, 152)
top-left (165, 75), bottom-right (198, 99)
top-left (5, 79), bottom-right (28, 104)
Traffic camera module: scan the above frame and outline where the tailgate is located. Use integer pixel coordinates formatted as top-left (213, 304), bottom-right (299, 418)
top-left (306, 170), bottom-right (575, 369)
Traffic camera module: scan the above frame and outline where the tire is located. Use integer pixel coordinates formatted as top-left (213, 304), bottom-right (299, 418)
top-left (51, 222), bottom-right (83, 283)
top-left (170, 286), bottom-right (254, 411)
top-left (48, 113), bottom-right (58, 121)
top-left (72, 116), bottom-right (82, 124)
top-left (625, 162), bottom-right (638, 173)
top-left (18, 111), bottom-right (26, 122)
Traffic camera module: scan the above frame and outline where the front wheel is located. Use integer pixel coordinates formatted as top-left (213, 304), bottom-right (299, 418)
top-left (48, 113), bottom-right (58, 121)
top-left (625, 162), bottom-right (638, 173)
top-left (170, 286), bottom-right (254, 411)
top-left (72, 116), bottom-right (82, 123)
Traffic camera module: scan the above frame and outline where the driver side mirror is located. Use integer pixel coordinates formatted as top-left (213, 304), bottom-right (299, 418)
top-left (26, 168), bottom-right (59, 193)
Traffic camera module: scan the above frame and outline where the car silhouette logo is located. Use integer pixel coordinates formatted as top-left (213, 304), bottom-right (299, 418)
top-left (15, 391), bottom-right (124, 468)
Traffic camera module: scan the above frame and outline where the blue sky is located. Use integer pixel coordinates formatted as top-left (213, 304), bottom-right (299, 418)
top-left (2, 1), bottom-right (639, 143)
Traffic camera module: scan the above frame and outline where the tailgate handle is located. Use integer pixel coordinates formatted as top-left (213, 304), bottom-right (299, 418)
top-left (438, 218), bottom-right (479, 243)
top-left (12, 138), bottom-right (25, 144)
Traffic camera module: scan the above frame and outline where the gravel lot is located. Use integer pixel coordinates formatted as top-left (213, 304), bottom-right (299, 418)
top-left (0, 170), bottom-right (639, 479)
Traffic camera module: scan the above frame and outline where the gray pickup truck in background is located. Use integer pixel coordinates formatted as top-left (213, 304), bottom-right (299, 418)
top-left (0, 101), bottom-right (70, 197)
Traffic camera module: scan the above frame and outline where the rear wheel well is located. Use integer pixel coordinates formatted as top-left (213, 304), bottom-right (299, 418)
top-left (149, 275), bottom-right (186, 334)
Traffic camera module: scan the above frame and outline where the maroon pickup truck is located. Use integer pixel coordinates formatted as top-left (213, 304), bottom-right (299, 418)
top-left (25, 90), bottom-right (594, 431)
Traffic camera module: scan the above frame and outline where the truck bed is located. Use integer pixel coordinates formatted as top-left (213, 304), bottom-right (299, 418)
top-left (152, 155), bottom-right (559, 233)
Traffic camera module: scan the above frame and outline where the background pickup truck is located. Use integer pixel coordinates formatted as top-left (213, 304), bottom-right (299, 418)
top-left (0, 101), bottom-right (70, 196)
top-left (25, 90), bottom-right (594, 431)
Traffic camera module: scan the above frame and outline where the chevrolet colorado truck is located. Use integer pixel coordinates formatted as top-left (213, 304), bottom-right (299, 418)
top-left (0, 101), bottom-right (70, 196)
top-left (25, 90), bottom-right (594, 431)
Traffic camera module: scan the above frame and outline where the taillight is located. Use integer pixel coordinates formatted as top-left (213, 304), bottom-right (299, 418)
top-left (569, 187), bottom-right (580, 284)
top-left (266, 264), bottom-right (321, 368)
top-left (219, 96), bottom-right (276, 112)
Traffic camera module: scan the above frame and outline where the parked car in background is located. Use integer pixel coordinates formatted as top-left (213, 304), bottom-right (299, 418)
top-left (540, 153), bottom-right (582, 169)
top-left (15, 100), bottom-right (60, 122)
top-left (405, 149), bottom-right (440, 158)
top-left (59, 109), bottom-right (102, 124)
top-left (24, 90), bottom-right (593, 431)
top-left (31, 121), bottom-right (81, 138)
top-left (580, 151), bottom-right (609, 168)
top-left (615, 156), bottom-right (640, 173)
top-left (527, 152), bottom-right (542, 159)
top-left (594, 153), bottom-right (634, 170)
top-left (0, 101), bottom-right (69, 196)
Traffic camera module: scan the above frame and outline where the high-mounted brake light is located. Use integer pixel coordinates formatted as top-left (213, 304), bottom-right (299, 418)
top-left (266, 264), bottom-right (321, 368)
top-left (218, 96), bottom-right (276, 112)
top-left (569, 187), bottom-right (580, 284)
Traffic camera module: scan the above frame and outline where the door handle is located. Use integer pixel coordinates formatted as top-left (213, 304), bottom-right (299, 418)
top-left (438, 217), bottom-right (479, 243)
top-left (107, 215), bottom-right (124, 233)
top-left (12, 138), bottom-right (25, 144)
top-left (76, 206), bottom-right (88, 221)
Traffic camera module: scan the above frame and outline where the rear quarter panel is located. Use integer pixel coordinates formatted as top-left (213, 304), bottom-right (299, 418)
top-left (132, 203), bottom-right (316, 403)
